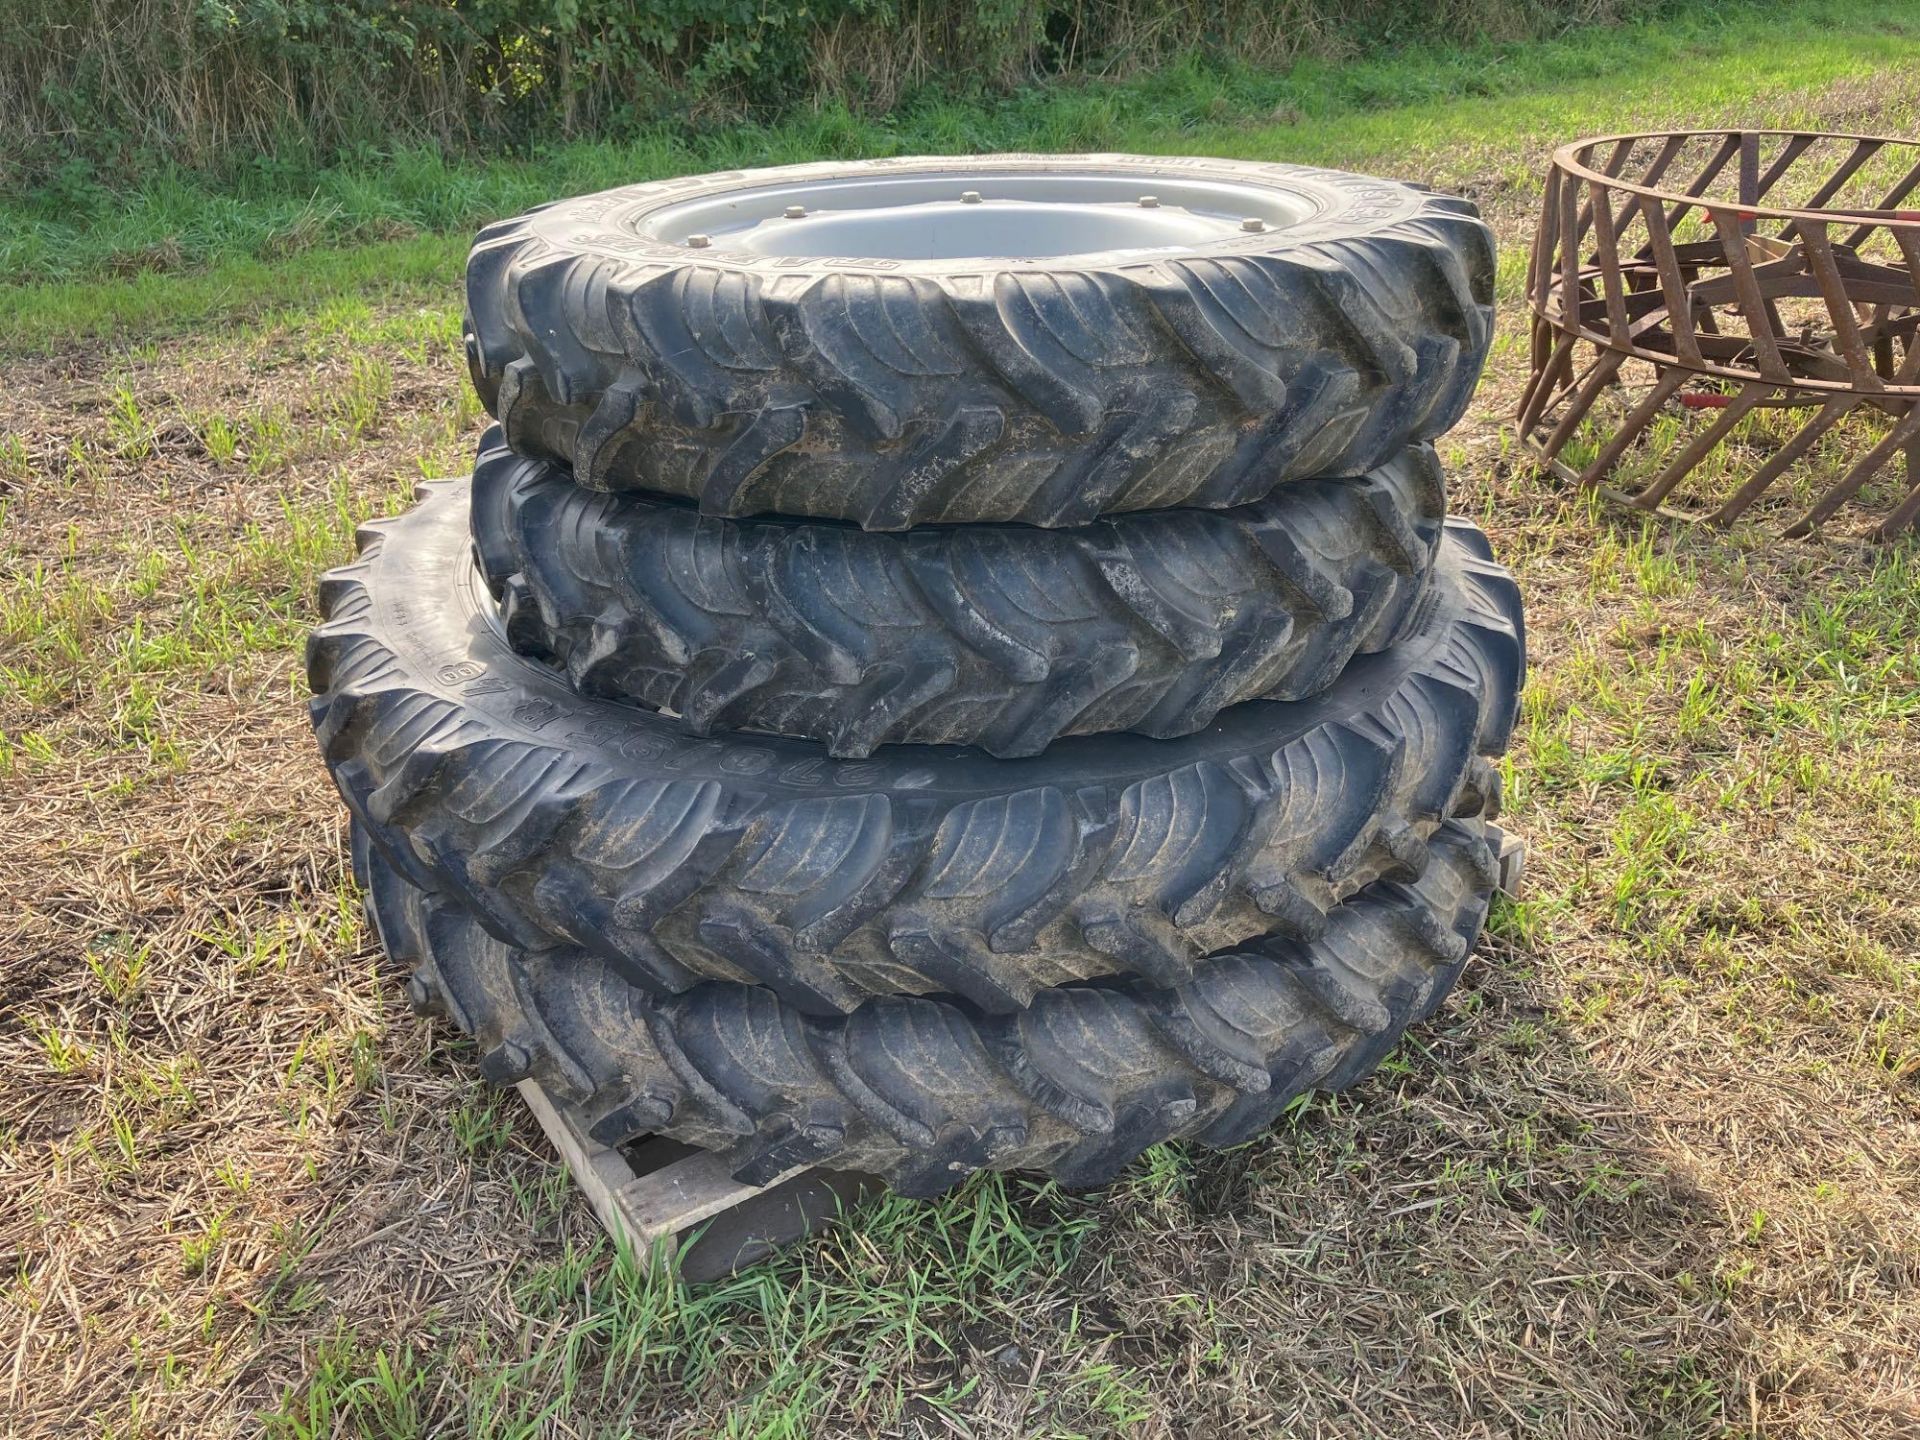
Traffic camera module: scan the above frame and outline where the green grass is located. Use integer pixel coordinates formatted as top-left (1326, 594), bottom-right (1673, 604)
top-left (0, 235), bottom-right (460, 353)
top-left (256, 1148), bottom-right (1381, 1439)
top-left (4, 0), bottom-right (1915, 348)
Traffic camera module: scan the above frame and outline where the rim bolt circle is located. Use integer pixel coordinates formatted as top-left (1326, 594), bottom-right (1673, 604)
top-left (961, 191), bottom-right (983, 204)
top-left (783, 205), bottom-right (807, 219)
top-left (686, 233), bottom-right (713, 248)
top-left (1138, 195), bottom-right (1160, 208)
top-left (1241, 217), bottom-right (1266, 233)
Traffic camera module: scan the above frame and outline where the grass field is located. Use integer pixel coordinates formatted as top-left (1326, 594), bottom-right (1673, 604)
top-left (3, 1), bottom-right (1919, 1435)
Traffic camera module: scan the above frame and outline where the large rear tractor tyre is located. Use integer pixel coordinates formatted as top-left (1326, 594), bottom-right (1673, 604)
top-left (309, 480), bottom-right (1522, 1018)
top-left (364, 817), bottom-right (1499, 1194)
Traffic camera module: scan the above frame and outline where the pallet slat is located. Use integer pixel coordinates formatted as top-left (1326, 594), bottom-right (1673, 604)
top-left (515, 1079), bottom-right (882, 1282)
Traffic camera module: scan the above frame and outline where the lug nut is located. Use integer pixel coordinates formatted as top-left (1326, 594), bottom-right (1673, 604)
top-left (1241, 217), bottom-right (1266, 233)
top-left (1138, 195), bottom-right (1160, 208)
top-left (783, 205), bottom-right (807, 219)
top-left (961, 191), bottom-right (983, 204)
top-left (686, 233), bottom-right (713, 248)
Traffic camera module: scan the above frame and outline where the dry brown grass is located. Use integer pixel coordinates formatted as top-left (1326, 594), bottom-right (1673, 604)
top-left (3, 62), bottom-right (1920, 1440)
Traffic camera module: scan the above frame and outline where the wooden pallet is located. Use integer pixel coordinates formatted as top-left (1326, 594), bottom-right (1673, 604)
top-left (519, 825), bottom-right (1530, 1280)
top-left (515, 1080), bottom-right (881, 1282)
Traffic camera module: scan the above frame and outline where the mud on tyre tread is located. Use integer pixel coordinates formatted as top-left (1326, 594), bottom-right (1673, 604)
top-left (471, 427), bottom-right (1449, 758)
top-left (308, 480), bottom-right (1522, 1018)
top-left (463, 155), bottom-right (1494, 528)
top-left (363, 817), bottom-right (1497, 1193)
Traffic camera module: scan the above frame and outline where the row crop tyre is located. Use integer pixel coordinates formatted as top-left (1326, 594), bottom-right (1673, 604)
top-left (471, 426), bottom-right (1449, 758)
top-left (361, 815), bottom-right (1499, 1193)
top-left (307, 480), bottom-right (1523, 1018)
top-left (464, 154), bottom-right (1495, 528)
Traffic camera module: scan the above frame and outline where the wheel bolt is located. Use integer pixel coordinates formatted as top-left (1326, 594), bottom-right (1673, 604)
top-left (961, 191), bottom-right (983, 204)
top-left (783, 205), bottom-right (807, 219)
top-left (1138, 195), bottom-right (1160, 208)
top-left (686, 233), bottom-right (713, 248)
top-left (1241, 217), bottom-right (1266, 233)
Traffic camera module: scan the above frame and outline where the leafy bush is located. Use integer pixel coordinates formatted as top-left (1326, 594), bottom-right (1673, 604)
top-left (2, 0), bottom-right (1654, 187)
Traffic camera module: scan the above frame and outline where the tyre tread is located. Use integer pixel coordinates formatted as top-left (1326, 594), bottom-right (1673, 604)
top-left (464, 161), bottom-right (1495, 528)
top-left (366, 818), bottom-right (1497, 1191)
top-left (470, 430), bottom-right (1449, 757)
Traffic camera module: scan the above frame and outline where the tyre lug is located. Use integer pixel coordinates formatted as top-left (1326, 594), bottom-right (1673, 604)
top-left (783, 205), bottom-right (807, 219)
top-left (1241, 217), bottom-right (1266, 232)
top-left (960, 191), bottom-right (983, 204)
top-left (686, 233), bottom-right (712, 248)
top-left (480, 1039), bottom-right (532, 1085)
top-left (1138, 195), bottom-right (1159, 208)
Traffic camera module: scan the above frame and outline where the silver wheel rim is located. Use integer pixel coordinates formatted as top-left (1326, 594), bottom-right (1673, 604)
top-left (637, 167), bottom-right (1321, 261)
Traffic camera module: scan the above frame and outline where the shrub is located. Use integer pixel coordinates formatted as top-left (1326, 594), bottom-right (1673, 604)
top-left (1, 0), bottom-right (1653, 187)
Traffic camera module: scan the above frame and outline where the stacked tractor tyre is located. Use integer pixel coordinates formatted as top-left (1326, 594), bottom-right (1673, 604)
top-left (309, 155), bottom-right (1523, 1195)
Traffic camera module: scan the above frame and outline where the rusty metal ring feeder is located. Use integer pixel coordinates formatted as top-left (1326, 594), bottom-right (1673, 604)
top-left (1516, 129), bottom-right (1920, 541)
